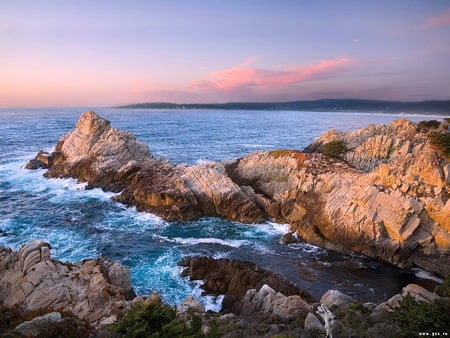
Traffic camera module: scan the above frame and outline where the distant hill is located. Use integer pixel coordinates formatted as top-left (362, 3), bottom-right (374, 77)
top-left (116, 99), bottom-right (450, 115)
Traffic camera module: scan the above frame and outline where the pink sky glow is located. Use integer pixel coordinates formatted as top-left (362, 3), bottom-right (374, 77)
top-left (1, 1), bottom-right (450, 107)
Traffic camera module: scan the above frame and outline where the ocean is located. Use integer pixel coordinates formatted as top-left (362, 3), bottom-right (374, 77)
top-left (0, 108), bottom-right (444, 310)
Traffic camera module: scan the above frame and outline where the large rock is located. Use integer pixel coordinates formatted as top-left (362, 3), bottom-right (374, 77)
top-left (226, 119), bottom-right (450, 275)
top-left (27, 112), bottom-right (265, 223)
top-left (0, 241), bottom-right (137, 328)
top-left (240, 284), bottom-right (312, 319)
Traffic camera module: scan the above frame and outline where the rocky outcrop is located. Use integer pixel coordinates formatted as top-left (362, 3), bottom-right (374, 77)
top-left (28, 111), bottom-right (264, 223)
top-left (26, 112), bottom-right (450, 274)
top-left (225, 120), bottom-right (450, 275)
top-left (179, 256), bottom-right (312, 314)
top-left (0, 240), bottom-right (137, 328)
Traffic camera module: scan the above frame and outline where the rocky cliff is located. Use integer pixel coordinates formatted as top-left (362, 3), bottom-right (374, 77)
top-left (26, 112), bottom-right (450, 275)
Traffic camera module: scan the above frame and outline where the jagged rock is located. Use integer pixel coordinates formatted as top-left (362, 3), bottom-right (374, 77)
top-left (179, 256), bottom-right (312, 314)
top-left (24, 150), bottom-right (54, 169)
top-left (0, 241), bottom-right (137, 328)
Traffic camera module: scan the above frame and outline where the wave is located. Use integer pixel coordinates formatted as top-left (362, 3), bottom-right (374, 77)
top-left (153, 235), bottom-right (250, 248)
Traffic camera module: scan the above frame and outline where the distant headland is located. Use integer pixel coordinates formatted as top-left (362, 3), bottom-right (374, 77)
top-left (116, 99), bottom-right (450, 115)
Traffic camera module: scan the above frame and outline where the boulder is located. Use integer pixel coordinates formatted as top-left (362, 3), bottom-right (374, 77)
top-left (13, 312), bottom-right (63, 337)
top-left (177, 295), bottom-right (205, 315)
top-left (320, 289), bottom-right (355, 309)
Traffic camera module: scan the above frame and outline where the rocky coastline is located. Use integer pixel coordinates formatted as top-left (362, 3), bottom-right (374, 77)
top-left (10, 111), bottom-right (449, 336)
top-left (25, 111), bottom-right (450, 276)
top-left (1, 242), bottom-right (448, 337)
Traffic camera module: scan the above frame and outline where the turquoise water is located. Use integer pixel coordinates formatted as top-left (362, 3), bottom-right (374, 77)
top-left (0, 108), bottom-right (443, 307)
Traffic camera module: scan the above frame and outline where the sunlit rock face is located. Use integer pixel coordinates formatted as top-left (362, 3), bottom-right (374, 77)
top-left (26, 112), bottom-right (450, 274)
top-left (226, 119), bottom-right (450, 275)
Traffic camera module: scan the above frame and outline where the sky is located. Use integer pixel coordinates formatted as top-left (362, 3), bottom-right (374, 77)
top-left (1, 0), bottom-right (450, 108)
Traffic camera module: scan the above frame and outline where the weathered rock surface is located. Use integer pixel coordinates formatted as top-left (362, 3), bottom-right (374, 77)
top-left (225, 119), bottom-right (450, 275)
top-left (26, 112), bottom-right (450, 274)
top-left (29, 111), bottom-right (264, 223)
top-left (179, 256), bottom-right (312, 315)
top-left (0, 240), bottom-right (137, 328)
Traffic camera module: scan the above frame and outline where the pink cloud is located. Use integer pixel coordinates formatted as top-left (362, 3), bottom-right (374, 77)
top-left (193, 57), bottom-right (351, 92)
top-left (422, 8), bottom-right (450, 28)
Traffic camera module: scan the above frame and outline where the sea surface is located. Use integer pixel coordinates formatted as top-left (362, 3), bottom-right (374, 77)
top-left (0, 108), bottom-right (445, 309)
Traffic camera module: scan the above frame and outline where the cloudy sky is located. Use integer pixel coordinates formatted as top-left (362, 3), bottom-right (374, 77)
top-left (1, 0), bottom-right (450, 107)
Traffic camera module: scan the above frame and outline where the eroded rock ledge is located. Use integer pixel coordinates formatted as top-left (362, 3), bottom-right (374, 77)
top-left (26, 112), bottom-right (450, 275)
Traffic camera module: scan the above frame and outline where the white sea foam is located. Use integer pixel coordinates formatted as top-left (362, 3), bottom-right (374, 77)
top-left (411, 268), bottom-right (443, 283)
top-left (191, 280), bottom-right (224, 312)
top-left (238, 143), bottom-right (274, 148)
top-left (153, 235), bottom-right (249, 248)
top-left (288, 242), bottom-right (326, 255)
top-left (241, 221), bottom-right (290, 239)
top-left (195, 158), bottom-right (212, 164)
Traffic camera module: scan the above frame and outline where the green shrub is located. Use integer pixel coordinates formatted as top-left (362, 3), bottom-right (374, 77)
top-left (321, 140), bottom-right (348, 158)
top-left (112, 301), bottom-right (220, 338)
top-left (393, 294), bottom-right (450, 337)
top-left (268, 149), bottom-right (298, 158)
top-left (428, 131), bottom-right (450, 158)
top-left (417, 120), bottom-right (441, 131)
top-left (435, 275), bottom-right (450, 297)
top-left (112, 301), bottom-right (176, 338)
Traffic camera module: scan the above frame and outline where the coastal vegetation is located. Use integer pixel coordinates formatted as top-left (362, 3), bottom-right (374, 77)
top-left (428, 131), bottom-right (450, 158)
top-left (321, 140), bottom-right (348, 158)
top-left (0, 305), bottom-right (92, 337)
top-left (112, 300), bottom-right (220, 338)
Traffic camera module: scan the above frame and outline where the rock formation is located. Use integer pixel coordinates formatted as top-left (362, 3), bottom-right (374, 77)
top-left (179, 256), bottom-right (313, 314)
top-left (0, 240), bottom-right (137, 328)
top-left (224, 119), bottom-right (450, 275)
top-left (26, 112), bottom-right (450, 275)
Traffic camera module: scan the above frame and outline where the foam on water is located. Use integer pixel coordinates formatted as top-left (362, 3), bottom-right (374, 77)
top-left (153, 235), bottom-right (250, 248)
top-left (191, 281), bottom-right (224, 312)
top-left (288, 242), bottom-right (327, 255)
top-left (411, 268), bottom-right (444, 283)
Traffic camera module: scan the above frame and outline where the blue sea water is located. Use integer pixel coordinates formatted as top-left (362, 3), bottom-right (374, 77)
top-left (0, 108), bottom-right (445, 308)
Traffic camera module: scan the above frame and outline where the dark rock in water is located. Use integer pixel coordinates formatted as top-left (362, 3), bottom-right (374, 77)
top-left (279, 232), bottom-right (300, 244)
top-left (179, 256), bottom-right (313, 314)
top-left (24, 150), bottom-right (54, 169)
